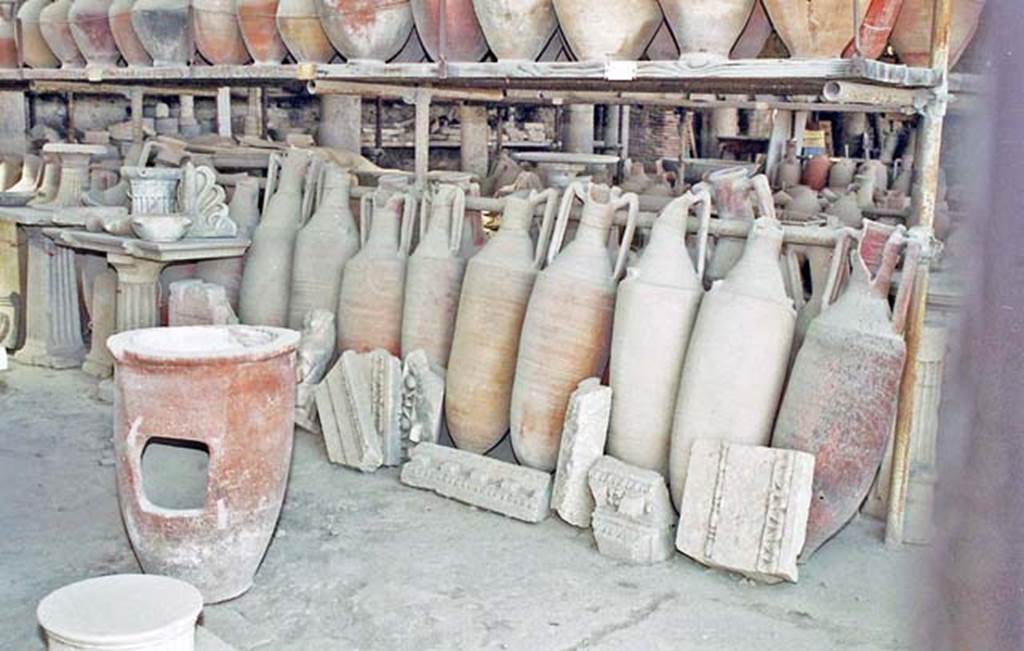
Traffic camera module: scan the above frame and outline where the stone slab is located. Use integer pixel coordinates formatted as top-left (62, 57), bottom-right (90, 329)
top-left (401, 443), bottom-right (552, 523)
top-left (552, 378), bottom-right (610, 528)
top-left (295, 309), bottom-right (335, 433)
top-left (400, 349), bottom-right (445, 458)
top-left (588, 456), bottom-right (675, 564)
top-left (676, 440), bottom-right (815, 584)
top-left (168, 279), bottom-right (238, 327)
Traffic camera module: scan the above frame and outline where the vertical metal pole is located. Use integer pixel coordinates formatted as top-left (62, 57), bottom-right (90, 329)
top-left (414, 89), bottom-right (431, 191)
top-left (885, 0), bottom-right (953, 548)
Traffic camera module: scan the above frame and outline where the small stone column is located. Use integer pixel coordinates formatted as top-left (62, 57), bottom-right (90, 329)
top-left (179, 94), bottom-right (200, 138)
top-left (318, 95), bottom-right (362, 152)
top-left (13, 228), bottom-right (86, 368)
top-left (459, 104), bottom-right (489, 179)
top-left (563, 105), bottom-right (595, 154)
top-left (39, 144), bottom-right (108, 208)
top-left (82, 268), bottom-right (117, 378)
top-left (107, 254), bottom-right (166, 332)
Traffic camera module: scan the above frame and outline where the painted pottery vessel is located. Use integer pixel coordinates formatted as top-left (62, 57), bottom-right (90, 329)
top-left (470, 0), bottom-right (556, 62)
top-left (194, 0), bottom-right (251, 64)
top-left (18, 0), bottom-right (61, 68)
top-left (196, 176), bottom-right (262, 310)
top-left (236, 0), bottom-right (286, 63)
top-left (411, 0), bottom-right (487, 62)
top-left (510, 182), bottom-right (638, 471)
top-left (668, 175), bottom-right (795, 508)
top-left (705, 166), bottom-right (755, 281)
top-left (0, 2), bottom-right (19, 67)
top-left (762, 0), bottom-right (869, 58)
top-left (68, 0), bottom-right (120, 65)
top-left (608, 189), bottom-right (710, 477)
top-left (109, 325), bottom-right (299, 603)
top-left (239, 149), bottom-right (311, 327)
top-left (276, 0), bottom-right (335, 62)
top-left (658, 0), bottom-right (755, 59)
top-left (551, 0), bottom-right (662, 61)
top-left (40, 0), bottom-right (86, 68)
top-left (131, 0), bottom-right (192, 66)
top-left (336, 174), bottom-right (416, 355)
top-left (108, 0), bottom-right (151, 65)
top-left (317, 0), bottom-right (414, 62)
top-left (773, 228), bottom-right (911, 557)
top-left (446, 189), bottom-right (558, 454)
top-left (891, 0), bottom-right (986, 68)
top-left (288, 163), bottom-right (359, 330)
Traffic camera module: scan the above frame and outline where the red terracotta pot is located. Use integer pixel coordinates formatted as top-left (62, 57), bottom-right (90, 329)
top-left (108, 0), bottom-right (152, 66)
top-left (890, 0), bottom-right (986, 68)
top-left (69, 0), bottom-right (121, 66)
top-left (410, 0), bottom-right (487, 62)
top-left (236, 0), bottom-right (287, 63)
top-left (194, 0), bottom-right (251, 64)
top-left (802, 154), bottom-right (832, 191)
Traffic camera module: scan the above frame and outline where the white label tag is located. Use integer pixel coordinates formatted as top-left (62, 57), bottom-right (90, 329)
top-left (605, 61), bottom-right (638, 81)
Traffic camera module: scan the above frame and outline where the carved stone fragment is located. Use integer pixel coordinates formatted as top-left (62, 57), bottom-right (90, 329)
top-left (551, 378), bottom-right (610, 527)
top-left (168, 279), bottom-right (238, 327)
top-left (295, 309), bottom-right (336, 433)
top-left (400, 349), bottom-right (445, 457)
top-left (676, 439), bottom-right (815, 584)
top-left (401, 442), bottom-right (553, 523)
top-left (587, 456), bottom-right (675, 564)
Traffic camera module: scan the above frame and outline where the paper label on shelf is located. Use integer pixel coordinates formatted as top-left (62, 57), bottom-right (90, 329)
top-left (86, 67), bottom-right (104, 82)
top-left (605, 61), bottom-right (637, 82)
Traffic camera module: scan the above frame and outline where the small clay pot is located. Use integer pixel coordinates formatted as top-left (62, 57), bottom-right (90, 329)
top-left (40, 0), bottom-right (87, 68)
top-left (236, 0), bottom-right (287, 64)
top-left (194, 0), bottom-right (251, 64)
top-left (802, 154), bottom-right (832, 191)
top-left (108, 0), bottom-right (152, 65)
top-left (18, 0), bottom-right (61, 68)
top-left (276, 0), bottom-right (335, 63)
top-left (131, 0), bottom-right (192, 66)
top-left (69, 0), bottom-right (121, 66)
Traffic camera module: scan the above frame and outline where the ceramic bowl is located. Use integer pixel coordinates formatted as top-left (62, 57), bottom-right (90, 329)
top-left (131, 215), bottom-right (192, 242)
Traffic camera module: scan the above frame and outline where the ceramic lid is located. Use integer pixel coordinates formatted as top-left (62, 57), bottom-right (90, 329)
top-left (108, 325), bottom-right (301, 365)
top-left (37, 574), bottom-right (202, 647)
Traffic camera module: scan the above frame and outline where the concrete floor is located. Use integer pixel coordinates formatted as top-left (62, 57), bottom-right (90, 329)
top-left (0, 363), bottom-right (927, 650)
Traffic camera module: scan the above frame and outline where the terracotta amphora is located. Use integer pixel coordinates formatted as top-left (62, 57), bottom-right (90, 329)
top-left (239, 149), bottom-right (312, 327)
top-left (317, 0), bottom-right (414, 62)
top-left (288, 163), bottom-right (359, 330)
top-left (19, 0), bottom-right (61, 68)
top-left (446, 189), bottom-right (558, 454)
top-left (336, 174), bottom-right (417, 356)
top-left (401, 182), bottom-right (467, 369)
top-left (705, 166), bottom-right (755, 281)
top-left (470, 0), bottom-right (556, 62)
top-left (762, 0), bottom-right (869, 58)
top-left (608, 187), bottom-right (711, 477)
top-left (40, 0), bottom-right (86, 68)
top-left (510, 182), bottom-right (639, 471)
top-left (668, 175), bottom-right (795, 508)
top-left (194, 0), bottom-right (251, 64)
top-left (131, 0), bottom-right (192, 66)
top-left (802, 154), bottom-right (832, 191)
top-left (658, 0), bottom-right (755, 60)
top-left (109, 325), bottom-right (299, 604)
top-left (68, 0), bottom-right (120, 65)
top-left (773, 227), bottom-right (917, 558)
top-left (552, 0), bottom-right (662, 61)
top-left (0, 3), bottom-right (16, 68)
top-left (196, 176), bottom-right (263, 310)
top-left (277, 0), bottom-right (336, 62)
top-left (411, 0), bottom-right (487, 62)
top-left (236, 0), bottom-right (287, 63)
top-left (109, 0), bottom-right (152, 65)
top-left (891, 0), bottom-right (985, 68)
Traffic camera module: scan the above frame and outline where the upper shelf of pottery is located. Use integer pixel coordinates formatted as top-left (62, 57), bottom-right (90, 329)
top-left (0, 0), bottom-right (982, 95)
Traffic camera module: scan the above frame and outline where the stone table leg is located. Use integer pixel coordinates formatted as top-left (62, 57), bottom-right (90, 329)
top-left (13, 227), bottom-right (86, 368)
top-left (82, 268), bottom-right (117, 378)
top-left (107, 254), bottom-right (166, 332)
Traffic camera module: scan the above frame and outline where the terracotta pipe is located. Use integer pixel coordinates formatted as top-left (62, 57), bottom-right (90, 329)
top-left (842, 0), bottom-right (905, 59)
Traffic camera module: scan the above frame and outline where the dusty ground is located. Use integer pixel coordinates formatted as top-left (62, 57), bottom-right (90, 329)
top-left (0, 363), bottom-right (927, 650)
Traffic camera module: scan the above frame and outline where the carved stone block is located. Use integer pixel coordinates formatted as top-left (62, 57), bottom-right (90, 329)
top-left (400, 350), bottom-right (445, 458)
top-left (295, 309), bottom-right (336, 434)
top-left (676, 440), bottom-right (815, 584)
top-left (552, 378), bottom-right (610, 527)
top-left (401, 443), bottom-right (553, 523)
top-left (168, 279), bottom-right (238, 327)
top-left (316, 349), bottom-right (402, 472)
top-left (588, 456), bottom-right (675, 564)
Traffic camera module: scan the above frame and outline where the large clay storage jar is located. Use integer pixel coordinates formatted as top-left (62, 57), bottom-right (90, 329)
top-left (236, 0), bottom-right (287, 63)
top-left (108, 0), bottom-right (152, 65)
top-left (20, 0), bottom-right (61, 67)
top-left (335, 174), bottom-right (416, 356)
top-left (411, 0), bottom-right (487, 62)
top-left (131, 0), bottom-right (192, 66)
top-left (668, 176), bottom-right (795, 509)
top-left (0, 3), bottom-right (18, 67)
top-left (891, 0), bottom-right (986, 68)
top-left (239, 149), bottom-right (311, 328)
top-left (193, 0), bottom-right (251, 65)
top-left (317, 0), bottom-right (414, 62)
top-left (773, 230), bottom-right (912, 558)
top-left (401, 182), bottom-right (467, 369)
top-left (109, 325), bottom-right (299, 604)
top-left (470, 0), bottom-right (556, 61)
top-left (68, 0), bottom-right (120, 66)
top-left (608, 190), bottom-right (710, 477)
top-left (551, 0), bottom-right (662, 61)
top-left (40, 0), bottom-right (87, 68)
top-left (510, 182), bottom-right (638, 471)
top-left (287, 163), bottom-right (359, 330)
top-left (276, 0), bottom-right (335, 63)
top-left (447, 190), bottom-right (558, 454)
top-left (761, 0), bottom-right (868, 58)
top-left (658, 0), bottom-right (754, 60)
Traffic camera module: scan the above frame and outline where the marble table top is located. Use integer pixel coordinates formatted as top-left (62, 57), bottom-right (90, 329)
top-left (43, 228), bottom-right (250, 263)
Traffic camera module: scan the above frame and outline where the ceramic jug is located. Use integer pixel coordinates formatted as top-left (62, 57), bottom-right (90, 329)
top-left (411, 0), bottom-right (488, 62)
top-left (401, 182), bottom-right (467, 369)
top-left (131, 0), bottom-right (192, 65)
top-left (68, 0), bottom-right (120, 65)
top-left (829, 157), bottom-right (857, 190)
top-left (658, 0), bottom-right (755, 60)
top-left (317, 0), bottom-right (414, 62)
top-left (668, 175), bottom-right (796, 508)
top-left (277, 0), bottom-right (335, 62)
top-left (551, 0), bottom-right (662, 61)
top-left (470, 0), bottom-right (556, 62)
top-left (705, 166), bottom-right (755, 281)
top-left (194, 0), bottom-right (251, 64)
top-left (446, 189), bottom-right (558, 454)
top-left (336, 174), bottom-right (417, 356)
top-left (108, 0), bottom-right (152, 65)
top-left (19, 0), bottom-right (61, 68)
top-left (237, 0), bottom-right (287, 63)
top-left (891, 0), bottom-right (985, 68)
top-left (773, 227), bottom-right (916, 557)
top-left (776, 140), bottom-right (801, 190)
top-left (761, 0), bottom-right (869, 58)
top-left (288, 163), bottom-right (360, 330)
top-left (0, 3), bottom-right (16, 68)
top-left (239, 150), bottom-right (311, 327)
top-left (608, 187), bottom-right (711, 477)
top-left (196, 177), bottom-right (262, 310)
top-left (40, 0), bottom-right (86, 68)
top-left (510, 181), bottom-right (638, 471)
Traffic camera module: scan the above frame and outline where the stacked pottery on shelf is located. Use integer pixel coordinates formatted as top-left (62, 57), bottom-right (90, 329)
top-left (19, 0), bottom-right (61, 68)
top-left (411, 0), bottom-right (488, 62)
top-left (891, 0), bottom-right (986, 68)
top-left (40, 0), bottom-right (87, 68)
top-left (657, 0), bottom-right (755, 60)
top-left (68, 0), bottom-right (121, 66)
top-left (131, 0), bottom-right (193, 65)
top-left (552, 0), bottom-right (662, 60)
top-left (470, 0), bottom-right (558, 62)
top-left (237, 0), bottom-right (287, 64)
top-left (0, 2), bottom-right (18, 67)
top-left (761, 0), bottom-right (869, 57)
top-left (317, 0), bottom-right (414, 61)
top-left (108, 0), bottom-right (151, 65)
top-left (277, 0), bottom-right (336, 63)
top-left (194, 0), bottom-right (251, 64)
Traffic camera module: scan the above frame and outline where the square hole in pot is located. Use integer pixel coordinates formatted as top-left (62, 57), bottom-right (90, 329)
top-left (141, 437), bottom-right (209, 510)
